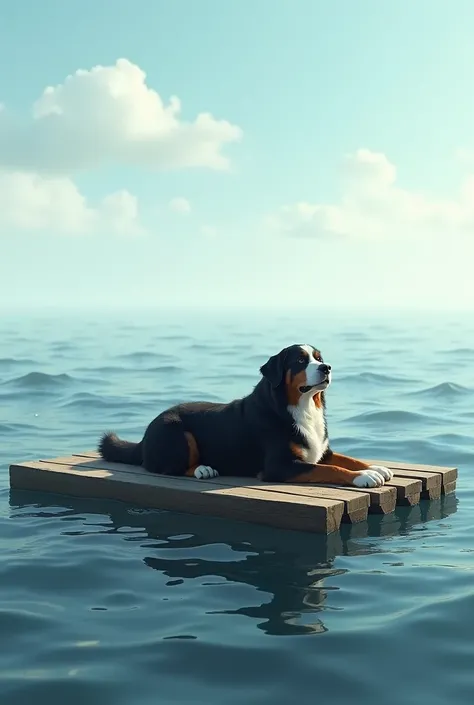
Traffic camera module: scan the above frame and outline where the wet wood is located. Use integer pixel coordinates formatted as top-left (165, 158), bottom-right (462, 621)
top-left (202, 476), bottom-right (370, 525)
top-left (385, 476), bottom-right (422, 506)
top-left (8, 451), bottom-right (458, 535)
top-left (9, 459), bottom-right (344, 535)
top-left (36, 454), bottom-right (370, 525)
top-left (385, 469), bottom-right (441, 500)
top-left (363, 458), bottom-right (457, 496)
top-left (316, 482), bottom-right (397, 514)
top-left (73, 451), bottom-right (398, 514)
top-left (442, 481), bottom-right (457, 495)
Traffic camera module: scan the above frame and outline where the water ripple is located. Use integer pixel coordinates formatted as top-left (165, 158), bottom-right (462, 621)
top-left (2, 372), bottom-right (74, 389)
top-left (0, 310), bottom-right (472, 705)
top-left (408, 382), bottom-right (473, 398)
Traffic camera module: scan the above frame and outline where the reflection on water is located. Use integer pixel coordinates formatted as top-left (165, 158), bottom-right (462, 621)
top-left (9, 489), bottom-right (458, 637)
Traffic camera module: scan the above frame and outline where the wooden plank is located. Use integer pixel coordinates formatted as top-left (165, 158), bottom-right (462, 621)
top-left (391, 469), bottom-right (441, 500)
top-left (79, 452), bottom-right (457, 483)
top-left (9, 460), bottom-right (344, 535)
top-left (43, 455), bottom-right (370, 524)
top-left (75, 450), bottom-right (396, 514)
top-left (442, 480), bottom-right (456, 495)
top-left (206, 476), bottom-right (370, 525)
top-left (363, 458), bottom-right (457, 488)
top-left (385, 476), bottom-right (422, 506)
top-left (316, 483), bottom-right (397, 514)
top-left (8, 483), bottom-right (349, 563)
top-left (76, 451), bottom-right (115, 458)
top-left (76, 450), bottom-right (452, 504)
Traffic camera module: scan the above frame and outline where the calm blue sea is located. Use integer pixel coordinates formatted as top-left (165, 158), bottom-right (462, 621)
top-left (1, 308), bottom-right (473, 705)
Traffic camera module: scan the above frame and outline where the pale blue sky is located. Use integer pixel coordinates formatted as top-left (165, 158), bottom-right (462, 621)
top-left (1, 0), bottom-right (474, 310)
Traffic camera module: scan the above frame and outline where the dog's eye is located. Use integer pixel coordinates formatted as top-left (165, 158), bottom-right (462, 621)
top-left (298, 356), bottom-right (307, 364)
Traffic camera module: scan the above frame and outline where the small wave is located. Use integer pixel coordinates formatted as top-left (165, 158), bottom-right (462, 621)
top-left (219, 344), bottom-right (254, 353)
top-left (188, 343), bottom-right (213, 351)
top-left (59, 392), bottom-right (134, 410)
top-left (339, 372), bottom-right (416, 386)
top-left (344, 409), bottom-right (429, 425)
top-left (409, 382), bottom-right (472, 399)
top-left (441, 347), bottom-right (474, 357)
top-left (143, 365), bottom-right (182, 374)
top-left (340, 331), bottom-right (370, 341)
top-left (73, 365), bottom-right (131, 376)
top-left (73, 364), bottom-right (181, 376)
top-left (0, 357), bottom-right (37, 368)
top-left (156, 334), bottom-right (190, 342)
top-left (116, 351), bottom-right (176, 363)
top-left (0, 422), bottom-right (41, 434)
top-left (244, 354), bottom-right (266, 364)
top-left (185, 391), bottom-right (225, 402)
top-left (346, 437), bottom-right (462, 465)
top-left (51, 341), bottom-right (75, 351)
top-left (199, 372), bottom-right (254, 382)
top-left (1, 372), bottom-right (74, 389)
top-left (429, 432), bottom-right (472, 446)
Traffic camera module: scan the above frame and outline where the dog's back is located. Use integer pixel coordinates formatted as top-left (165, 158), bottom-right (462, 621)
top-left (100, 396), bottom-right (264, 477)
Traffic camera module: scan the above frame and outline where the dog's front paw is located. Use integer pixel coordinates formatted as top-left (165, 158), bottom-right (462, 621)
top-left (353, 469), bottom-right (385, 488)
top-left (193, 465), bottom-right (219, 480)
top-left (367, 464), bottom-right (394, 481)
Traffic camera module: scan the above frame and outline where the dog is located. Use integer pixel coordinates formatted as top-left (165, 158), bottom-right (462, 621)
top-left (98, 343), bottom-right (393, 488)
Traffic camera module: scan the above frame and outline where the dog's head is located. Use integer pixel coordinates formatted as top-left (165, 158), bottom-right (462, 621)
top-left (260, 344), bottom-right (331, 405)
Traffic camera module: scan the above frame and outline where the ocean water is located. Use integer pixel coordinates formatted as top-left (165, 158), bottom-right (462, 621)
top-left (0, 308), bottom-right (473, 705)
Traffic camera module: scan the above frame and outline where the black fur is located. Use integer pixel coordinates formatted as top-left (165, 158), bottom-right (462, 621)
top-left (260, 349), bottom-right (288, 388)
top-left (98, 344), bottom-right (331, 483)
top-left (98, 432), bottom-right (143, 465)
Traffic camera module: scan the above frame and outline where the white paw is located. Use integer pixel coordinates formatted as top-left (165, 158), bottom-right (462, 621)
top-left (353, 469), bottom-right (386, 488)
top-left (368, 464), bottom-right (394, 481)
top-left (193, 465), bottom-right (219, 480)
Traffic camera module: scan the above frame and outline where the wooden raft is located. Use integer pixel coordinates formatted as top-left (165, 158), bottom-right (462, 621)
top-left (9, 452), bottom-right (457, 535)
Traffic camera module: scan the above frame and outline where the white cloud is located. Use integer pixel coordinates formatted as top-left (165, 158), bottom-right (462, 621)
top-left (169, 197), bottom-right (191, 214)
top-left (0, 58), bottom-right (242, 174)
top-left (267, 149), bottom-right (474, 239)
top-left (0, 168), bottom-right (142, 235)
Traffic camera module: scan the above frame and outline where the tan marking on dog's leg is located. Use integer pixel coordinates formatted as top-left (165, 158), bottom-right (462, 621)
top-left (185, 431), bottom-right (200, 466)
top-left (322, 452), bottom-right (394, 481)
top-left (288, 464), bottom-right (362, 485)
top-left (321, 452), bottom-right (370, 471)
top-left (185, 465), bottom-right (199, 477)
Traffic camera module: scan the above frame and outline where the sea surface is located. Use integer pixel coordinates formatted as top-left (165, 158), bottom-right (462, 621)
top-left (0, 308), bottom-right (473, 705)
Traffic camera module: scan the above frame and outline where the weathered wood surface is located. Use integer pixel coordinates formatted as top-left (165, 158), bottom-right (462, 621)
top-left (362, 459), bottom-right (457, 497)
top-left (42, 454), bottom-right (370, 525)
top-left (8, 452), bottom-right (458, 535)
top-left (10, 458), bottom-right (344, 534)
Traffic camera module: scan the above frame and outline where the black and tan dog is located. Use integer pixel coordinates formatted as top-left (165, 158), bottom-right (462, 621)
top-left (98, 343), bottom-right (393, 488)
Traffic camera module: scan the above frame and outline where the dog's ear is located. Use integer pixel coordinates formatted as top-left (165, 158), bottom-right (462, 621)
top-left (260, 350), bottom-right (287, 388)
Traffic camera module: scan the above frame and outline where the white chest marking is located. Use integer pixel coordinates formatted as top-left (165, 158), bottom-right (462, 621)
top-left (288, 396), bottom-right (328, 464)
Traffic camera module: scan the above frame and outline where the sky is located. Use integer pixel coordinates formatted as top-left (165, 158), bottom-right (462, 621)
top-left (1, 0), bottom-right (474, 311)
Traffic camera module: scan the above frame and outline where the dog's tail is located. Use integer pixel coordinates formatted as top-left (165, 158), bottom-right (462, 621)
top-left (98, 432), bottom-right (142, 466)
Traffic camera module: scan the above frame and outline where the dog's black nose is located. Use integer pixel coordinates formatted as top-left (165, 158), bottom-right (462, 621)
top-left (319, 364), bottom-right (331, 374)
